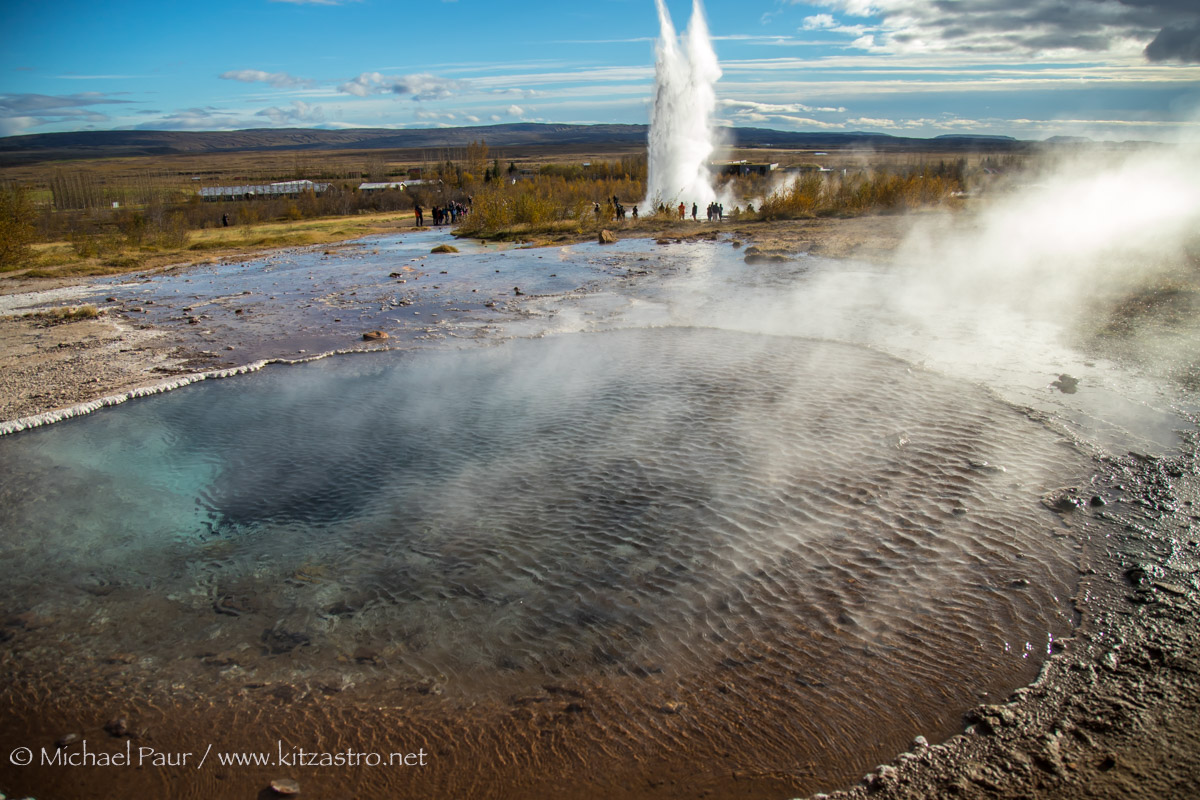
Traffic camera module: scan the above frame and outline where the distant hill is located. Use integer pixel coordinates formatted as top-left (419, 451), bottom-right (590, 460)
top-left (0, 123), bottom-right (1031, 165)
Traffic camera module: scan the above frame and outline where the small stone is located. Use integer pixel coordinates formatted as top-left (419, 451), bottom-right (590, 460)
top-left (599, 229), bottom-right (618, 244)
top-left (430, 244), bottom-right (459, 254)
top-left (56, 732), bottom-right (80, 749)
top-left (1090, 495), bottom-right (1107, 507)
top-left (1152, 581), bottom-right (1189, 597)
top-left (352, 647), bottom-right (380, 664)
top-left (1042, 489), bottom-right (1083, 513)
top-left (513, 287), bottom-right (523, 296)
top-left (1051, 374), bottom-right (1079, 393)
top-left (912, 735), bottom-right (929, 748)
top-left (864, 764), bottom-right (897, 791)
top-left (270, 777), bottom-right (301, 795)
top-left (658, 701), bottom-right (685, 714)
top-left (200, 651), bottom-right (238, 667)
top-left (362, 330), bottom-right (389, 340)
top-left (104, 717), bottom-right (129, 737)
top-left (7, 612), bottom-right (50, 631)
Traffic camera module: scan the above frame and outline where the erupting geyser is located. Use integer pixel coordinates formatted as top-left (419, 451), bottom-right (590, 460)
top-left (643, 0), bottom-right (721, 210)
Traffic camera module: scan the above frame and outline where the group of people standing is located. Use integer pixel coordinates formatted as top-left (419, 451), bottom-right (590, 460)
top-left (679, 201), bottom-right (724, 221)
top-left (413, 200), bottom-right (470, 227)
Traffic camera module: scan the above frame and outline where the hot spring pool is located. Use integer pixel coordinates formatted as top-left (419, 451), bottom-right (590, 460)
top-left (0, 327), bottom-right (1091, 798)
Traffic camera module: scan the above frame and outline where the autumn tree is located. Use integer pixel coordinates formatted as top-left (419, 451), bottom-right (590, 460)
top-left (466, 140), bottom-right (489, 181)
top-left (0, 185), bottom-right (37, 269)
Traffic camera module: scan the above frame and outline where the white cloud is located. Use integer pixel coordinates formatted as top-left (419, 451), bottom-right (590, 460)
top-left (255, 100), bottom-right (325, 125)
top-left (722, 99), bottom-right (847, 115)
top-left (414, 109), bottom-right (455, 121)
top-left (507, 104), bottom-right (524, 117)
top-left (136, 107), bottom-right (243, 131)
top-left (802, 13), bottom-right (870, 35)
top-left (845, 116), bottom-right (898, 128)
top-left (0, 116), bottom-right (38, 136)
top-left (337, 72), bottom-right (467, 100)
top-left (220, 70), bottom-right (315, 89)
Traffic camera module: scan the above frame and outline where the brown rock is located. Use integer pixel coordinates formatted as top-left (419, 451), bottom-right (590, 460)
top-left (599, 229), bottom-right (618, 244)
top-left (270, 777), bottom-right (301, 795)
top-left (362, 330), bottom-right (389, 340)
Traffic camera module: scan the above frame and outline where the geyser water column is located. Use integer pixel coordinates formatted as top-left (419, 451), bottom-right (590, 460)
top-left (643, 0), bottom-right (721, 210)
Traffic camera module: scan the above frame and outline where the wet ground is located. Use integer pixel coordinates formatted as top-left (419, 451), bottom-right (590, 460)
top-left (1, 227), bottom-right (1197, 799)
top-left (74, 229), bottom-right (629, 365)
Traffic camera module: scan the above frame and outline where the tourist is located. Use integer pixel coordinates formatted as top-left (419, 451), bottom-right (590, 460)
top-left (678, 202), bottom-right (685, 220)
top-left (692, 202), bottom-right (698, 221)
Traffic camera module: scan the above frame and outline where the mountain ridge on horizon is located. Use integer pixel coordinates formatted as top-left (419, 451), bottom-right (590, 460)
top-left (0, 122), bottom-right (1035, 166)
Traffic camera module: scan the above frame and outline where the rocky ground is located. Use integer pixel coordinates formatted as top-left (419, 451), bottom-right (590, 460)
top-left (0, 215), bottom-right (915, 427)
top-left (1, 212), bottom-right (1197, 799)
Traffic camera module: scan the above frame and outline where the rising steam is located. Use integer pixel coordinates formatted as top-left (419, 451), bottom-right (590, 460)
top-left (643, 0), bottom-right (721, 211)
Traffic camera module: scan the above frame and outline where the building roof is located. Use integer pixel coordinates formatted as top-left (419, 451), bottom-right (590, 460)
top-left (358, 181), bottom-right (409, 190)
top-left (197, 180), bottom-right (331, 198)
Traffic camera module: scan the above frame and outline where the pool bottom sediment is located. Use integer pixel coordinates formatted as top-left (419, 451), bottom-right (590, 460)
top-left (0, 327), bottom-right (1092, 798)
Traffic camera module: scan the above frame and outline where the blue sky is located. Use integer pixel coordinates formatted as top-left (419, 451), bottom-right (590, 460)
top-left (2, 0), bottom-right (1199, 142)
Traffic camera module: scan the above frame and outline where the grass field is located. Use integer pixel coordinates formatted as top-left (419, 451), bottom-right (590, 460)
top-left (14, 211), bottom-right (415, 279)
top-left (1, 140), bottom-right (1036, 279)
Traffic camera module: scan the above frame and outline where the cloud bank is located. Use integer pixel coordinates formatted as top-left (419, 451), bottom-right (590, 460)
top-left (810, 0), bottom-right (1200, 62)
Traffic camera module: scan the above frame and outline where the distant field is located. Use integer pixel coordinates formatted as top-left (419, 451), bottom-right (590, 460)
top-left (0, 124), bottom-right (1053, 279)
top-left (0, 142), bottom-right (1029, 200)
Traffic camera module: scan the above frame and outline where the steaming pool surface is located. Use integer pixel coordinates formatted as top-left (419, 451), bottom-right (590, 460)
top-left (0, 327), bottom-right (1091, 797)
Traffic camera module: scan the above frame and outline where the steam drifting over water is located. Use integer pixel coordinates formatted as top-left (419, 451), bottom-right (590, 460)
top-left (643, 0), bottom-right (721, 211)
top-left (0, 328), bottom-right (1088, 796)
